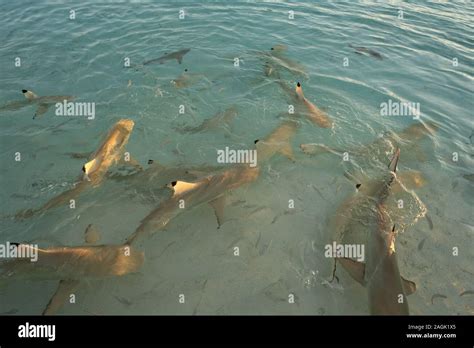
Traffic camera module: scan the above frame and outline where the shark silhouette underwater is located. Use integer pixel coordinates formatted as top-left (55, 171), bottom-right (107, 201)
top-left (0, 225), bottom-right (144, 315)
top-left (328, 149), bottom-right (419, 315)
top-left (0, 90), bottom-right (74, 119)
top-left (14, 119), bottom-right (139, 219)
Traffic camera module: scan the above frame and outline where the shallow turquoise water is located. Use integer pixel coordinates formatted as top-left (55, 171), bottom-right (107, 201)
top-left (0, 1), bottom-right (473, 315)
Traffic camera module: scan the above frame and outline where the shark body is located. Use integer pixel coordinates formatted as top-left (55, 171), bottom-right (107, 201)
top-left (143, 48), bottom-right (191, 65)
top-left (334, 149), bottom-right (417, 314)
top-left (15, 119), bottom-right (136, 219)
top-left (0, 90), bottom-right (74, 119)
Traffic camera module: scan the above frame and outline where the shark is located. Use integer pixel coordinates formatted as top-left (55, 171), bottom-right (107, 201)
top-left (349, 44), bottom-right (383, 60)
top-left (107, 160), bottom-right (227, 205)
top-left (171, 68), bottom-right (210, 89)
top-left (300, 121), bottom-right (438, 172)
top-left (278, 81), bottom-right (332, 128)
top-left (143, 48), bottom-right (191, 65)
top-left (260, 46), bottom-right (308, 78)
top-left (15, 119), bottom-right (138, 219)
top-left (331, 149), bottom-right (417, 314)
top-left (0, 90), bottom-right (74, 119)
top-left (0, 226), bottom-right (144, 315)
top-left (125, 164), bottom-right (260, 246)
top-left (174, 106), bottom-right (238, 134)
top-left (254, 116), bottom-right (300, 163)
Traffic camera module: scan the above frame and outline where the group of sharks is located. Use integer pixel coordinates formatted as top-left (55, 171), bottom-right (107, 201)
top-left (1, 45), bottom-right (438, 315)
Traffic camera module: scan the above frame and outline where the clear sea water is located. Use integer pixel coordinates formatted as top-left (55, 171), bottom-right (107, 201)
top-left (0, 1), bottom-right (473, 315)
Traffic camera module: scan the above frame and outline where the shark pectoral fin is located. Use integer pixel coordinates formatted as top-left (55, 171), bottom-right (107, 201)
top-left (84, 224), bottom-right (101, 244)
top-left (68, 152), bottom-right (92, 159)
top-left (300, 143), bottom-right (331, 156)
top-left (279, 143), bottom-right (295, 161)
top-left (34, 103), bottom-right (50, 119)
top-left (413, 147), bottom-right (427, 162)
top-left (397, 170), bottom-right (426, 190)
top-left (186, 166), bottom-right (222, 178)
top-left (209, 195), bottom-right (226, 228)
top-left (401, 276), bottom-right (417, 296)
top-left (177, 56), bottom-right (183, 64)
top-left (119, 156), bottom-right (143, 170)
top-left (337, 258), bottom-right (366, 286)
top-left (43, 279), bottom-right (80, 315)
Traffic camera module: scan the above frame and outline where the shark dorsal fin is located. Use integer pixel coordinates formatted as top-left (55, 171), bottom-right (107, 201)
top-left (83, 158), bottom-right (99, 176)
top-left (295, 82), bottom-right (305, 100)
top-left (22, 89), bottom-right (39, 100)
top-left (170, 180), bottom-right (199, 196)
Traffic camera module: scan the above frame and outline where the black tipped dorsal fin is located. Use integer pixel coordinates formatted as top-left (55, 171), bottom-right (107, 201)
top-left (170, 180), bottom-right (199, 196)
top-left (22, 90), bottom-right (39, 100)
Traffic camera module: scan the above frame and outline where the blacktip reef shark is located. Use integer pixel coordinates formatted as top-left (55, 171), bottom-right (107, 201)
top-left (332, 149), bottom-right (417, 314)
top-left (278, 81), bottom-right (333, 128)
top-left (349, 44), bottom-right (383, 60)
top-left (300, 121), bottom-right (438, 166)
top-left (254, 116), bottom-right (300, 163)
top-left (125, 164), bottom-right (260, 246)
top-left (260, 45), bottom-right (308, 78)
top-left (0, 226), bottom-right (144, 315)
top-left (107, 160), bottom-right (227, 205)
top-left (15, 119), bottom-right (138, 219)
top-left (0, 89), bottom-right (74, 119)
top-left (143, 48), bottom-right (191, 65)
top-left (171, 68), bottom-right (210, 89)
top-left (174, 106), bottom-right (238, 134)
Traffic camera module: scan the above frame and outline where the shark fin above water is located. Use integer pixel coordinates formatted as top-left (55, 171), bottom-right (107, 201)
top-left (209, 195), bottom-right (226, 228)
top-left (169, 180), bottom-right (200, 196)
top-left (22, 89), bottom-right (39, 100)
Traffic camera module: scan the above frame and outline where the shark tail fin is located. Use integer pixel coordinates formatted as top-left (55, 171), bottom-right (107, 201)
top-left (388, 148), bottom-right (400, 172)
top-left (22, 90), bottom-right (39, 100)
